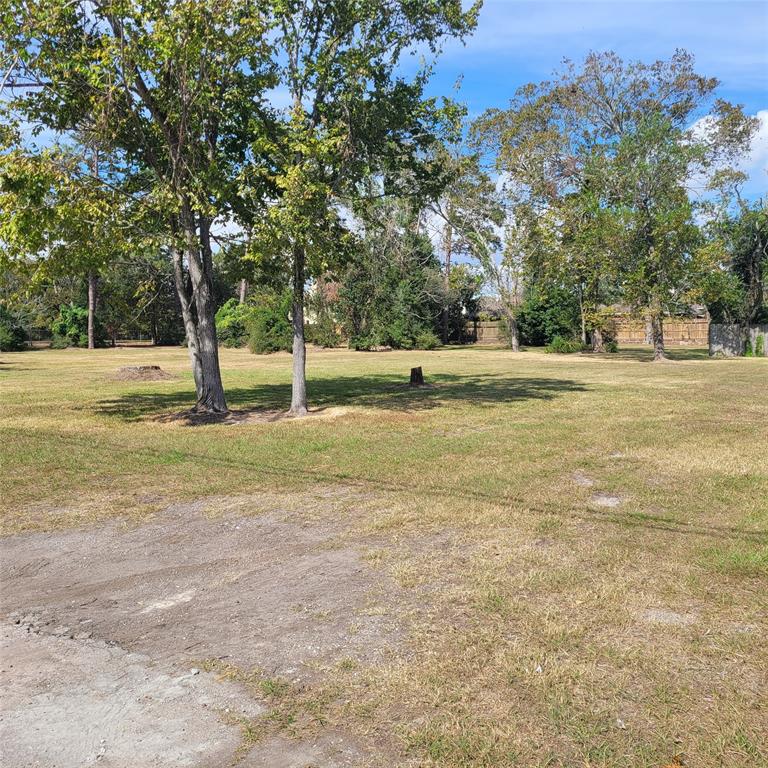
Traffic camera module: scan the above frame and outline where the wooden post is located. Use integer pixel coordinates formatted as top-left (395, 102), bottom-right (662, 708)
top-left (409, 366), bottom-right (424, 386)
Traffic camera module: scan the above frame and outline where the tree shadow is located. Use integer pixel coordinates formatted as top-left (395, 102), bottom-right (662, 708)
top-left (608, 346), bottom-right (711, 362)
top-left (95, 372), bottom-right (588, 421)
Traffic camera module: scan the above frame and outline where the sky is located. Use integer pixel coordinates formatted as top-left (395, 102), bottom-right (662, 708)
top-left (419, 0), bottom-right (768, 199)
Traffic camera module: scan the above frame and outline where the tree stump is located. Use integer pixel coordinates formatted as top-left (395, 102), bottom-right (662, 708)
top-left (409, 366), bottom-right (425, 386)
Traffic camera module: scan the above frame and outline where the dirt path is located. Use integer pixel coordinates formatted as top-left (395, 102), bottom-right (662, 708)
top-left (0, 501), bottom-right (405, 767)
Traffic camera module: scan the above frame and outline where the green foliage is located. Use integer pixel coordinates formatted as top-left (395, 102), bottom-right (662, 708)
top-left (544, 335), bottom-right (584, 354)
top-left (472, 52), bottom-right (758, 355)
top-left (517, 286), bottom-right (581, 346)
top-left (340, 199), bottom-right (443, 351)
top-left (305, 320), bottom-right (341, 349)
top-left (414, 330), bottom-right (441, 350)
top-left (700, 202), bottom-right (767, 324)
top-left (215, 299), bottom-right (251, 348)
top-left (755, 334), bottom-right (765, 357)
top-left (305, 282), bottom-right (341, 348)
top-left (50, 303), bottom-right (100, 348)
top-left (0, 304), bottom-right (27, 351)
top-left (445, 265), bottom-right (483, 343)
top-left (246, 293), bottom-right (293, 355)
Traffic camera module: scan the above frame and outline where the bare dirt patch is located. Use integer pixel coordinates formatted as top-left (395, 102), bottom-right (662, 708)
top-left (0, 621), bottom-right (261, 767)
top-left (590, 491), bottom-right (623, 507)
top-left (571, 469), bottom-right (595, 487)
top-left (0, 504), bottom-right (404, 767)
top-left (153, 406), bottom-right (349, 426)
top-left (113, 365), bottom-right (174, 381)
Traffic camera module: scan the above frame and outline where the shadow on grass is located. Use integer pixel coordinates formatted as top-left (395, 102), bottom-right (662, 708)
top-left (609, 346), bottom-right (711, 362)
top-left (96, 372), bottom-right (588, 421)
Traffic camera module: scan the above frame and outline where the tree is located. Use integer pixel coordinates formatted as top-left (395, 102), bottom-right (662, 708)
top-left (424, 146), bottom-right (503, 344)
top-left (338, 197), bottom-right (443, 350)
top-left (2, 0), bottom-right (274, 409)
top-left (0, 140), bottom-right (123, 349)
top-left (249, 0), bottom-right (479, 414)
top-left (472, 50), bottom-right (758, 359)
top-left (699, 199), bottom-right (768, 325)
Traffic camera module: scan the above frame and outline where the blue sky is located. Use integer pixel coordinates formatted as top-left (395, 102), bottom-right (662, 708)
top-left (421, 0), bottom-right (768, 198)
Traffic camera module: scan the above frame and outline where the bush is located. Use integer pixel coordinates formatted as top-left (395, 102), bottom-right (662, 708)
top-left (215, 299), bottom-right (250, 348)
top-left (605, 339), bottom-right (619, 353)
top-left (544, 335), bottom-right (584, 354)
top-left (518, 287), bottom-right (581, 346)
top-left (745, 337), bottom-right (753, 357)
top-left (306, 318), bottom-right (341, 348)
top-left (246, 292), bottom-right (293, 354)
top-left (414, 330), bottom-right (440, 350)
top-left (50, 303), bottom-right (101, 348)
top-left (755, 334), bottom-right (765, 357)
top-left (0, 305), bottom-right (27, 351)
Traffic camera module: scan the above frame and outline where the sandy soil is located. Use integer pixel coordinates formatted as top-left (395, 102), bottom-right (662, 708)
top-left (0, 502), bottom-right (404, 767)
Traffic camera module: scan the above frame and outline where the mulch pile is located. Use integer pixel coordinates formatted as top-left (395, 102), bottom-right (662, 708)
top-left (113, 365), bottom-right (174, 381)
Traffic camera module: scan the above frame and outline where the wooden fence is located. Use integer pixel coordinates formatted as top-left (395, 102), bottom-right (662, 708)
top-left (465, 317), bottom-right (710, 346)
top-left (611, 317), bottom-right (709, 346)
top-left (465, 321), bottom-right (504, 344)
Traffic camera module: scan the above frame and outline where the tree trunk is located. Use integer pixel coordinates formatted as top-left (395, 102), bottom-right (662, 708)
top-left (289, 244), bottom-right (308, 416)
top-left (172, 208), bottom-right (228, 413)
top-left (578, 285), bottom-right (587, 346)
top-left (591, 327), bottom-right (605, 353)
top-left (239, 278), bottom-right (248, 305)
top-left (441, 220), bottom-right (452, 345)
top-left (506, 312), bottom-right (520, 352)
top-left (644, 315), bottom-right (653, 345)
top-left (651, 312), bottom-right (666, 361)
top-left (87, 272), bottom-right (97, 350)
top-left (171, 245), bottom-right (205, 397)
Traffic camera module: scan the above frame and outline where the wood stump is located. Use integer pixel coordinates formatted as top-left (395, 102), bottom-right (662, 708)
top-left (409, 366), bottom-right (425, 386)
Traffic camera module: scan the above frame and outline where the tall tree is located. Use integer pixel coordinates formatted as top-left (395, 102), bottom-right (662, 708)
top-left (249, 0), bottom-right (479, 414)
top-left (473, 50), bottom-right (757, 359)
top-left (1, 0), bottom-right (274, 409)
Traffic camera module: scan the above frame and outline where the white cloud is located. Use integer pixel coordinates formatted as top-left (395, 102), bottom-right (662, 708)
top-left (738, 110), bottom-right (768, 197)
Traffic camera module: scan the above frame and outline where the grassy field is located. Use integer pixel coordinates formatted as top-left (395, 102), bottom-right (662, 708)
top-left (2, 344), bottom-right (767, 766)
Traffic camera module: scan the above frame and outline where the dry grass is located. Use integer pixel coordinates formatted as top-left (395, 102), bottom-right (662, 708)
top-left (1, 344), bottom-right (767, 766)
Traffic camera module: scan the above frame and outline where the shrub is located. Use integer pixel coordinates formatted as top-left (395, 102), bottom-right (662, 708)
top-left (50, 303), bottom-right (101, 348)
top-left (745, 337), bottom-right (753, 357)
top-left (246, 292), bottom-right (293, 354)
top-left (0, 305), bottom-right (27, 351)
top-left (215, 299), bottom-right (250, 348)
top-left (605, 339), bottom-right (619, 353)
top-left (414, 330), bottom-right (440, 350)
top-left (544, 335), bottom-right (584, 354)
top-left (306, 318), bottom-right (341, 348)
top-left (755, 334), bottom-right (765, 357)
top-left (517, 287), bottom-right (581, 346)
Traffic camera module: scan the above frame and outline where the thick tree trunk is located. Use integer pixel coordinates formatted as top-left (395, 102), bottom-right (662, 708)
top-left (290, 245), bottom-right (308, 416)
top-left (651, 312), bottom-right (666, 361)
top-left (171, 245), bottom-right (205, 397)
top-left (87, 272), bottom-right (97, 350)
top-left (171, 208), bottom-right (228, 413)
top-left (239, 278), bottom-right (248, 305)
top-left (591, 327), bottom-right (605, 353)
top-left (193, 215), bottom-right (228, 412)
